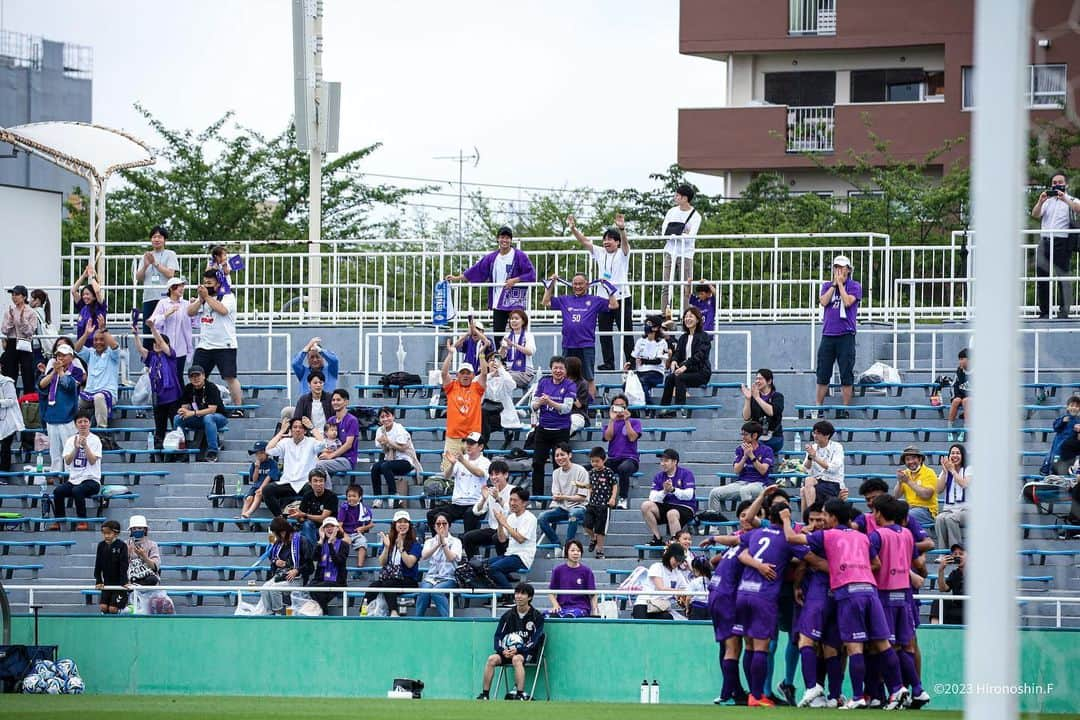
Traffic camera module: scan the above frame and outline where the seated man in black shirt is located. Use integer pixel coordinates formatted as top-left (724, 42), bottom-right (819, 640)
top-left (476, 582), bottom-right (545, 701)
top-left (936, 543), bottom-right (966, 625)
top-left (287, 468), bottom-right (339, 547)
top-left (173, 364), bottom-right (228, 462)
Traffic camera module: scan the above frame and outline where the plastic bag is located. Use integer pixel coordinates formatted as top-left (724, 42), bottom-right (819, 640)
top-left (367, 595), bottom-right (390, 617)
top-left (294, 599), bottom-right (324, 617)
top-left (623, 371), bottom-right (646, 407)
top-left (163, 429), bottom-right (185, 451)
top-left (131, 372), bottom-right (152, 405)
top-left (133, 589), bottom-right (175, 616)
top-left (597, 599), bottom-right (619, 619)
top-left (857, 361), bottom-right (901, 386)
top-left (617, 565), bottom-right (650, 593)
top-left (234, 596), bottom-right (267, 616)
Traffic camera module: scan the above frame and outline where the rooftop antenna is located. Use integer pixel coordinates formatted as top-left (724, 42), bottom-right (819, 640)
top-left (434, 147), bottom-right (479, 243)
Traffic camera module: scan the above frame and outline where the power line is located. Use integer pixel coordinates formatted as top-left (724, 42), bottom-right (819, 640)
top-left (364, 171), bottom-right (618, 196)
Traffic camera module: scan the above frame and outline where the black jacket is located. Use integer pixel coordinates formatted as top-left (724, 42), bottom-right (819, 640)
top-left (293, 392), bottom-right (333, 424)
top-left (672, 330), bottom-right (712, 373)
top-left (309, 537), bottom-right (351, 586)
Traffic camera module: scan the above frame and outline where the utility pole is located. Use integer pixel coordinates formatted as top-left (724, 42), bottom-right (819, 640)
top-left (308, 3), bottom-right (323, 316)
top-left (434, 147), bottom-right (479, 243)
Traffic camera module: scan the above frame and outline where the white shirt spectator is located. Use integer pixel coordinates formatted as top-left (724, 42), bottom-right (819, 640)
top-left (195, 291), bottom-right (237, 349)
top-left (138, 249), bottom-right (180, 303)
top-left (473, 483), bottom-right (512, 530)
top-left (63, 432), bottom-right (102, 485)
top-left (505, 509), bottom-right (537, 568)
top-left (421, 534), bottom-right (463, 583)
top-left (483, 367), bottom-right (523, 429)
top-left (449, 455), bottom-right (490, 506)
top-left (661, 206), bottom-right (702, 259)
top-left (1040, 195), bottom-right (1073, 238)
top-left (940, 465), bottom-right (973, 508)
top-left (632, 337), bottom-right (670, 374)
top-left (806, 439), bottom-right (845, 488)
top-left (591, 245), bottom-right (630, 299)
top-left (375, 421), bottom-right (424, 474)
top-left (267, 436), bottom-right (325, 492)
top-left (549, 462), bottom-right (589, 512)
top-left (634, 561), bottom-right (688, 617)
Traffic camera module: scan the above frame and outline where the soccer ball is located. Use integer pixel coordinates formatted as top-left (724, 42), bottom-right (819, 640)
top-left (31, 660), bottom-right (56, 681)
top-left (501, 631), bottom-right (526, 652)
top-left (44, 677), bottom-right (64, 694)
top-left (55, 658), bottom-right (79, 680)
top-left (21, 673), bottom-right (43, 693)
top-left (64, 676), bottom-right (85, 694)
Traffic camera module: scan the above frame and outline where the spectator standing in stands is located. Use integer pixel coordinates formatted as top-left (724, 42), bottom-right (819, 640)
top-left (135, 227), bottom-right (179, 349)
top-left (125, 515), bottom-right (161, 589)
top-left (463, 460), bottom-right (512, 559)
top-left (529, 356), bottom-right (577, 496)
top-left (685, 279), bottom-right (718, 332)
top-left (708, 421), bottom-right (775, 510)
top-left (538, 443), bottom-right (588, 555)
top-left (29, 288), bottom-right (55, 359)
top-left (288, 468), bottom-right (339, 547)
top-left (38, 343), bottom-right (83, 473)
top-left (133, 321), bottom-right (181, 451)
top-left (261, 516), bottom-right (314, 615)
top-left (477, 582), bottom-right (545, 701)
top-left (149, 277), bottom-right (194, 381)
top-left (814, 255), bottom-right (862, 417)
top-left (453, 317), bottom-right (491, 375)
top-left (74, 322), bottom-right (120, 440)
top-left (658, 306), bottom-right (712, 415)
top-left (207, 245), bottom-right (235, 294)
top-left (892, 446), bottom-right (939, 530)
top-left (415, 512), bottom-right (463, 618)
top-left (582, 447), bottom-right (619, 558)
top-left (292, 337), bottom-right (340, 395)
top-left (1030, 172), bottom-right (1079, 319)
top-left (371, 406), bottom-right (422, 506)
top-left (660, 184), bottom-right (702, 321)
top-left (240, 441), bottom-right (281, 519)
top-left (69, 263), bottom-right (107, 344)
top-left (564, 355), bottom-right (592, 436)
top-left (264, 418), bottom-right (326, 516)
top-left (629, 315), bottom-right (669, 408)
top-left (430, 431), bottom-right (489, 534)
top-left (640, 448), bottom-right (697, 545)
top-left (447, 226), bottom-right (537, 344)
top-left (2, 284), bottom-right (37, 394)
top-left (947, 349), bottom-right (971, 442)
top-left (481, 354), bottom-right (521, 449)
top-left (487, 486), bottom-right (538, 589)
top-left (602, 394), bottom-right (640, 509)
top-left (569, 213), bottom-right (634, 370)
top-left (94, 519), bottom-right (129, 614)
top-left (188, 269), bottom-right (244, 416)
top-left (741, 368), bottom-right (785, 454)
top-left (547, 539), bottom-right (597, 617)
top-left (935, 444), bottom-right (971, 549)
top-left (0, 371), bottom-right (22, 473)
top-left (307, 516), bottom-right (350, 615)
top-left (440, 338), bottom-right (488, 472)
top-left (174, 365), bottom-right (228, 462)
top-left (800, 419), bottom-right (845, 513)
top-left (366, 510), bottom-right (423, 617)
top-left (314, 388), bottom-right (359, 481)
top-left (49, 408), bottom-right (101, 530)
top-left (935, 543), bottom-right (966, 624)
top-left (289, 370), bottom-right (332, 427)
top-left (499, 309), bottom-right (536, 389)
top-left (542, 272), bottom-right (619, 398)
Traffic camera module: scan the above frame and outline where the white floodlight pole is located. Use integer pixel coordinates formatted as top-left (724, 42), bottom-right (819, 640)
top-left (306, 0), bottom-right (324, 317)
top-left (966, 2), bottom-right (1029, 720)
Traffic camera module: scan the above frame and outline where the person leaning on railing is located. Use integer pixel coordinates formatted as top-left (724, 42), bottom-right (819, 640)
top-left (134, 225), bottom-right (179, 351)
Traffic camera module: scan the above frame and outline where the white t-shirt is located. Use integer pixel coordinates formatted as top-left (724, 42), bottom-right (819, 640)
top-left (505, 509), bottom-right (538, 568)
top-left (491, 249), bottom-right (517, 286)
top-left (473, 483), bottom-right (513, 530)
top-left (1040, 195), bottom-right (1072, 238)
top-left (139, 249), bottom-right (180, 303)
top-left (450, 454), bottom-right (490, 506)
top-left (267, 436), bottom-right (326, 492)
top-left (550, 463), bottom-right (589, 511)
top-left (421, 534), bottom-right (463, 583)
top-left (195, 292), bottom-right (237, 349)
top-left (806, 439), bottom-right (845, 487)
top-left (661, 206), bottom-right (702, 259)
top-left (591, 245), bottom-right (630, 299)
top-left (63, 432), bottom-right (102, 485)
top-left (635, 561), bottom-right (688, 615)
top-left (632, 337), bottom-right (670, 374)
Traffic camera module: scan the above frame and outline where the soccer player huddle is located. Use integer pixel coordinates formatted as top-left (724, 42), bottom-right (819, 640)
top-left (705, 483), bottom-right (933, 710)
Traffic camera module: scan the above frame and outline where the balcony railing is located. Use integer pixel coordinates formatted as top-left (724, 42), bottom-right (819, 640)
top-left (789, 0), bottom-right (836, 36)
top-left (786, 105), bottom-right (835, 152)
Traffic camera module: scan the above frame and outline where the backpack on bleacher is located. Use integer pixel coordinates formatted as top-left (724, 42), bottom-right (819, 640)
top-left (211, 474), bottom-right (226, 496)
top-left (380, 371), bottom-right (422, 391)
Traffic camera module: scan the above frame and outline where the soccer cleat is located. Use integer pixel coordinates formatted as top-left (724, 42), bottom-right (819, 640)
top-left (909, 691), bottom-right (931, 709)
top-left (750, 694), bottom-right (775, 707)
top-left (779, 681), bottom-right (797, 706)
top-left (885, 687), bottom-right (910, 711)
top-left (842, 696), bottom-right (868, 710)
top-left (869, 698), bottom-right (883, 708)
top-left (810, 695), bottom-right (830, 708)
top-left (798, 684), bottom-right (825, 708)
top-left (475, 691), bottom-right (489, 700)
top-left (515, 691), bottom-right (531, 701)
top-left (823, 697), bottom-right (840, 709)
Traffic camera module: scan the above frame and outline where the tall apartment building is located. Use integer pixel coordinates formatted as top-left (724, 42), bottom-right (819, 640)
top-left (677, 0), bottom-right (1079, 197)
top-left (0, 29), bottom-right (93, 194)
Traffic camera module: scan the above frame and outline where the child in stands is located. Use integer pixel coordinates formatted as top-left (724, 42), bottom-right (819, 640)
top-left (338, 484), bottom-right (374, 567)
top-left (94, 519), bottom-right (129, 614)
top-left (582, 447), bottom-right (618, 559)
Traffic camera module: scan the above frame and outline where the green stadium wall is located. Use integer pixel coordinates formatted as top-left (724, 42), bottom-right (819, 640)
top-left (10, 616), bottom-right (1077, 712)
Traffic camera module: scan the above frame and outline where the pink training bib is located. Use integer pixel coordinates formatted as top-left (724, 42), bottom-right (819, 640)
top-left (872, 526), bottom-right (915, 591)
top-left (823, 528), bottom-right (876, 590)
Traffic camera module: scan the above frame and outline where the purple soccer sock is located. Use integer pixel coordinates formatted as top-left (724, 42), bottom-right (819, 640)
top-left (742, 650), bottom-right (754, 692)
top-left (849, 652), bottom-right (866, 698)
top-left (826, 655), bottom-right (844, 699)
top-left (903, 650), bottom-right (924, 695)
top-left (879, 647), bottom-right (904, 695)
top-left (750, 650), bottom-right (768, 699)
top-left (800, 646), bottom-right (819, 690)
top-left (722, 658), bottom-right (740, 699)
top-left (865, 651), bottom-right (884, 701)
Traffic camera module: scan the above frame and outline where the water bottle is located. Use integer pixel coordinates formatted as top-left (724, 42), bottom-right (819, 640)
top-left (235, 474), bottom-right (244, 495)
top-left (35, 452), bottom-right (43, 473)
top-left (595, 412), bottom-right (602, 430)
top-left (146, 432), bottom-right (154, 450)
top-left (360, 599), bottom-right (369, 617)
top-left (650, 679), bottom-right (660, 704)
top-left (794, 432), bottom-right (802, 456)
top-left (640, 680), bottom-right (649, 704)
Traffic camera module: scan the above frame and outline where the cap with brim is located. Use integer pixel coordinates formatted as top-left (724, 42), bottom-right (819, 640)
top-left (392, 510), bottom-right (411, 523)
top-left (7, 285), bottom-right (28, 296)
top-left (456, 362), bottom-right (475, 374)
top-left (321, 516), bottom-right (340, 527)
top-left (248, 441), bottom-right (268, 455)
top-left (472, 320), bottom-right (485, 331)
top-left (950, 543), bottom-right (964, 552)
top-left (187, 365), bottom-right (205, 376)
top-left (164, 277), bottom-right (185, 290)
top-left (465, 431), bottom-right (483, 443)
top-left (900, 445), bottom-right (925, 461)
top-left (497, 226), bottom-right (513, 238)
top-left (54, 345), bottom-right (74, 355)
top-left (832, 255), bottom-right (852, 268)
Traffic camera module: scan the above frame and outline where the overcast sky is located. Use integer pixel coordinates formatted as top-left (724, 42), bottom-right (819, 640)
top-left (4, 0), bottom-right (729, 221)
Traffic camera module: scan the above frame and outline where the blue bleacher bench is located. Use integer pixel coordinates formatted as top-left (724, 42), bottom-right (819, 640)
top-left (113, 403), bottom-right (260, 419)
top-left (32, 517), bottom-right (107, 530)
top-left (0, 539), bottom-right (75, 556)
top-left (1019, 548), bottom-right (1080, 566)
top-left (0, 563), bottom-right (43, 579)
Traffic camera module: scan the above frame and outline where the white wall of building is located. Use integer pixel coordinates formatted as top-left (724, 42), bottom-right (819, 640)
top-left (0, 184), bottom-right (63, 322)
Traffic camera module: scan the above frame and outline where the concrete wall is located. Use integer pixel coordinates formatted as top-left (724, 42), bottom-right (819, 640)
top-left (10, 615), bottom-right (1079, 711)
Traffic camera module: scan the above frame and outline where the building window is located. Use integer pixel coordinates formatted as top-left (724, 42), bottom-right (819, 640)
top-left (765, 71), bottom-right (836, 107)
top-left (962, 64), bottom-right (1067, 109)
top-left (851, 69), bottom-right (936, 103)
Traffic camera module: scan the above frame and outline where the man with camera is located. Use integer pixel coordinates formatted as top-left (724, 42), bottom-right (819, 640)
top-left (1031, 172), bottom-right (1080, 319)
top-left (935, 543), bottom-right (966, 625)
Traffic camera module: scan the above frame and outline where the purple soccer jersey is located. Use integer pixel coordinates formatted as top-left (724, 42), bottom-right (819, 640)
top-left (551, 293), bottom-right (608, 349)
top-left (535, 376), bottom-right (577, 430)
top-left (733, 526), bottom-right (793, 640)
top-left (688, 293), bottom-right (716, 331)
top-left (819, 278), bottom-right (862, 336)
top-left (708, 540), bottom-right (745, 642)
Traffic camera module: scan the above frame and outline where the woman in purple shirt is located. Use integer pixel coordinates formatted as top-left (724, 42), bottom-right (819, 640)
top-left (133, 321), bottom-right (181, 449)
top-left (603, 393), bottom-right (641, 508)
top-left (69, 263), bottom-right (107, 343)
top-left (529, 356), bottom-right (577, 496)
top-left (546, 539), bottom-right (597, 618)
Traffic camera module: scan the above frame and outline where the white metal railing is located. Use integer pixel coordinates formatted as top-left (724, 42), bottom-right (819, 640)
top-left (788, 0), bottom-right (836, 36)
top-left (786, 106), bottom-right (835, 153)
